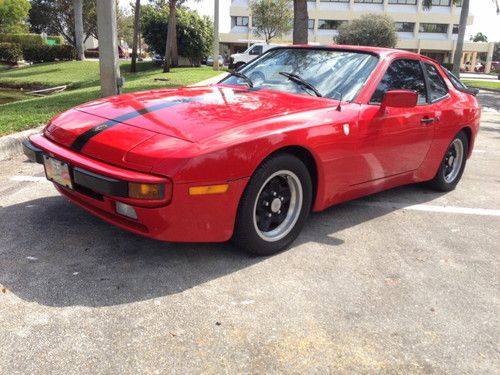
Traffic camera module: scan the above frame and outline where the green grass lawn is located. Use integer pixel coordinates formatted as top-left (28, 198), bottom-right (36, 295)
top-left (0, 61), bottom-right (223, 135)
top-left (462, 80), bottom-right (500, 90)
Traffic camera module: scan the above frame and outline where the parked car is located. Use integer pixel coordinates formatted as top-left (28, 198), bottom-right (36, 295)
top-left (206, 55), bottom-right (224, 67)
top-left (23, 46), bottom-right (480, 255)
top-left (475, 61), bottom-right (500, 73)
top-left (152, 53), bottom-right (164, 66)
top-left (229, 43), bottom-right (281, 70)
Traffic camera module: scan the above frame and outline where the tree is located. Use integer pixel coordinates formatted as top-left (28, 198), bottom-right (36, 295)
top-left (0, 0), bottom-right (31, 34)
top-left (292, 0), bottom-right (307, 44)
top-left (469, 32), bottom-right (488, 42)
top-left (335, 14), bottom-right (397, 48)
top-left (141, 6), bottom-right (213, 66)
top-left (28, 0), bottom-right (97, 48)
top-left (250, 0), bottom-right (293, 44)
top-left (163, 0), bottom-right (179, 72)
top-left (130, 0), bottom-right (141, 73)
top-left (423, 0), bottom-right (499, 77)
top-left (493, 42), bottom-right (500, 61)
top-left (73, 0), bottom-right (85, 60)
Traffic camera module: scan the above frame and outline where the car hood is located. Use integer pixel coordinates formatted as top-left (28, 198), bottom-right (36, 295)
top-left (68, 85), bottom-right (328, 143)
top-left (44, 85), bottom-right (330, 172)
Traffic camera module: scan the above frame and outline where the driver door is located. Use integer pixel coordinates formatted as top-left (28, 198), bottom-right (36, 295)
top-left (353, 58), bottom-right (435, 184)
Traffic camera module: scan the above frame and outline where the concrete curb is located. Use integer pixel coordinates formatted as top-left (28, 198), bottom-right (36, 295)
top-left (473, 86), bottom-right (500, 94)
top-left (0, 126), bottom-right (44, 161)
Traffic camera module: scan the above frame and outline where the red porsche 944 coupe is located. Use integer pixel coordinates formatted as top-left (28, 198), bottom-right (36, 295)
top-left (24, 46), bottom-right (480, 255)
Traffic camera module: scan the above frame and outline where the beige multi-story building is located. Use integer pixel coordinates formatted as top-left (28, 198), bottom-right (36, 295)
top-left (220, 0), bottom-right (496, 72)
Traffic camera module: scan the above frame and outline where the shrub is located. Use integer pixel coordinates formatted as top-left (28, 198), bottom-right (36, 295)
top-left (84, 50), bottom-right (99, 58)
top-left (23, 44), bottom-right (76, 63)
top-left (0, 42), bottom-right (22, 64)
top-left (0, 33), bottom-right (43, 49)
top-left (335, 14), bottom-right (397, 48)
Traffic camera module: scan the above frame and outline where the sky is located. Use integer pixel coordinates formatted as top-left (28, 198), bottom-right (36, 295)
top-left (121, 0), bottom-right (500, 42)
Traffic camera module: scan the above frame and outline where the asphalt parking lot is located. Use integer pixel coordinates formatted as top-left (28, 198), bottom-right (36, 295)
top-left (1, 91), bottom-right (499, 374)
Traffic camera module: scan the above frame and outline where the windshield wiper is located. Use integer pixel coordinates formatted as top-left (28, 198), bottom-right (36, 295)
top-left (279, 72), bottom-right (322, 97)
top-left (230, 71), bottom-right (253, 88)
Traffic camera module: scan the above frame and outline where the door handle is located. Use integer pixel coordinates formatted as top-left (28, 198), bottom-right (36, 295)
top-left (420, 117), bottom-right (435, 124)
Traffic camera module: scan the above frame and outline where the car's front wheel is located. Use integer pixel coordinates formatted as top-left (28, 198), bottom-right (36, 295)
top-left (233, 153), bottom-right (312, 256)
top-left (428, 131), bottom-right (469, 191)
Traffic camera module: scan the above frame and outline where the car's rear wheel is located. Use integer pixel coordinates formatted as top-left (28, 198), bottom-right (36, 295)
top-left (233, 153), bottom-right (312, 255)
top-left (428, 131), bottom-right (468, 192)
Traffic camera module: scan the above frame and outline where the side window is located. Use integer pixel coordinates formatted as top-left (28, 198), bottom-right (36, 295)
top-left (371, 59), bottom-right (427, 105)
top-left (249, 46), bottom-right (263, 55)
top-left (424, 63), bottom-right (448, 101)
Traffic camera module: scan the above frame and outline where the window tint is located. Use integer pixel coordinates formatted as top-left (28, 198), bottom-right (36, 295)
top-left (371, 59), bottom-right (427, 104)
top-left (424, 63), bottom-right (448, 101)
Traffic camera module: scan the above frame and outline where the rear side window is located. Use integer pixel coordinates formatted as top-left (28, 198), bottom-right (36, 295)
top-left (371, 59), bottom-right (427, 104)
top-left (424, 63), bottom-right (448, 101)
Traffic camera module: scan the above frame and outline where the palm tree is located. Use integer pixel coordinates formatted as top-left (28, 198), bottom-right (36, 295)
top-left (163, 0), bottom-right (180, 73)
top-left (423, 0), bottom-right (499, 77)
top-left (130, 0), bottom-right (141, 73)
top-left (73, 0), bottom-right (85, 60)
top-left (292, 0), bottom-right (308, 44)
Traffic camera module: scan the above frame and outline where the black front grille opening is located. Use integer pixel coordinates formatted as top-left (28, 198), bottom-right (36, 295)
top-left (73, 184), bottom-right (104, 201)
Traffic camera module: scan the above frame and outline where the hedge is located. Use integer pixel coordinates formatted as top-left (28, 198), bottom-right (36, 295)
top-left (0, 43), bottom-right (22, 65)
top-left (23, 44), bottom-right (76, 63)
top-left (0, 34), bottom-right (43, 49)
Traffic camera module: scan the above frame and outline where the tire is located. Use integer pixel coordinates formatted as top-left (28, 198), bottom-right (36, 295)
top-left (428, 131), bottom-right (469, 192)
top-left (233, 153), bottom-right (313, 256)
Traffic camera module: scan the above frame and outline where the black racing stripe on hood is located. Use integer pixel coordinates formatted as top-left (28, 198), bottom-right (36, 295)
top-left (70, 96), bottom-right (205, 152)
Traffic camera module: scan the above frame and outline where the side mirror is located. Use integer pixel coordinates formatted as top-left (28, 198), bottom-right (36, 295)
top-left (381, 90), bottom-right (418, 109)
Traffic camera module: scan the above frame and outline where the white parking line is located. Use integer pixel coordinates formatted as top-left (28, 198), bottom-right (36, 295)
top-left (10, 176), bottom-right (49, 183)
top-left (350, 200), bottom-right (500, 217)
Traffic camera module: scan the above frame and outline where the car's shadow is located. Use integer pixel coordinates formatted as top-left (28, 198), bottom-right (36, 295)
top-left (0, 184), bottom-right (445, 307)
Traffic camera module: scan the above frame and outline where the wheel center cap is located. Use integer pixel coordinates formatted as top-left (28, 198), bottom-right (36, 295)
top-left (270, 198), bottom-right (282, 213)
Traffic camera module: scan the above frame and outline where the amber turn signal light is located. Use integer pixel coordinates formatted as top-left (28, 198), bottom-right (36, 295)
top-left (128, 182), bottom-right (164, 200)
top-left (189, 184), bottom-right (229, 195)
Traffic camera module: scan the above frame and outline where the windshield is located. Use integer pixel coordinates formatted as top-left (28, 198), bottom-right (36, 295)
top-left (222, 48), bottom-right (379, 101)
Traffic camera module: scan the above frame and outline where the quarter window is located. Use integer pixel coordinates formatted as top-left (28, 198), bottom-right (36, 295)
top-left (424, 63), bottom-right (448, 101)
top-left (371, 59), bottom-right (427, 104)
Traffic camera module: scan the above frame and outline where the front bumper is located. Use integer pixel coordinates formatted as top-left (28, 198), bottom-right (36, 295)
top-left (24, 135), bottom-right (249, 242)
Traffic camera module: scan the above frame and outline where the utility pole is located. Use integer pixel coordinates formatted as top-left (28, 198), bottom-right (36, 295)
top-left (213, 0), bottom-right (219, 71)
top-left (96, 0), bottom-right (122, 97)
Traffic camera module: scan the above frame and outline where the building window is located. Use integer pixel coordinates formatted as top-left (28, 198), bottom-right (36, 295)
top-left (394, 22), bottom-right (415, 32)
top-left (320, 0), bottom-right (349, 3)
top-left (308, 19), bottom-right (315, 30)
top-left (388, 0), bottom-right (417, 4)
top-left (419, 23), bottom-right (448, 33)
top-left (431, 0), bottom-right (451, 6)
top-left (452, 24), bottom-right (459, 33)
top-left (354, 0), bottom-right (383, 3)
top-left (318, 20), bottom-right (346, 30)
top-left (232, 16), bottom-right (249, 27)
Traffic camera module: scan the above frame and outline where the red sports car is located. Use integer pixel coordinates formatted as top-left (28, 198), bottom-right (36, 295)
top-left (24, 46), bottom-right (480, 255)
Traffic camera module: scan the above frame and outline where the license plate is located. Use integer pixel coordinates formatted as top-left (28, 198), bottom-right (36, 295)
top-left (43, 155), bottom-right (73, 189)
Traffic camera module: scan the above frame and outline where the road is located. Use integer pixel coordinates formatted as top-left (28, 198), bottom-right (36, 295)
top-left (0, 92), bottom-right (499, 374)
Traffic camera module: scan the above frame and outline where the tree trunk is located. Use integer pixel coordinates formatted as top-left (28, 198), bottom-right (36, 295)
top-left (74, 0), bottom-right (85, 60)
top-left (163, 0), bottom-right (176, 72)
top-left (130, 0), bottom-right (141, 73)
top-left (452, 0), bottom-right (469, 77)
top-left (171, 6), bottom-right (178, 67)
top-left (293, 0), bottom-right (308, 45)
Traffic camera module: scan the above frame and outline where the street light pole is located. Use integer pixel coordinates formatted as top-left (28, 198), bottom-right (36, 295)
top-left (96, 0), bottom-right (122, 97)
top-left (213, 0), bottom-right (220, 71)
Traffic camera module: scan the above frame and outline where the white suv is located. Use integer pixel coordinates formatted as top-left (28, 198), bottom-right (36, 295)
top-left (229, 43), bottom-right (281, 70)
